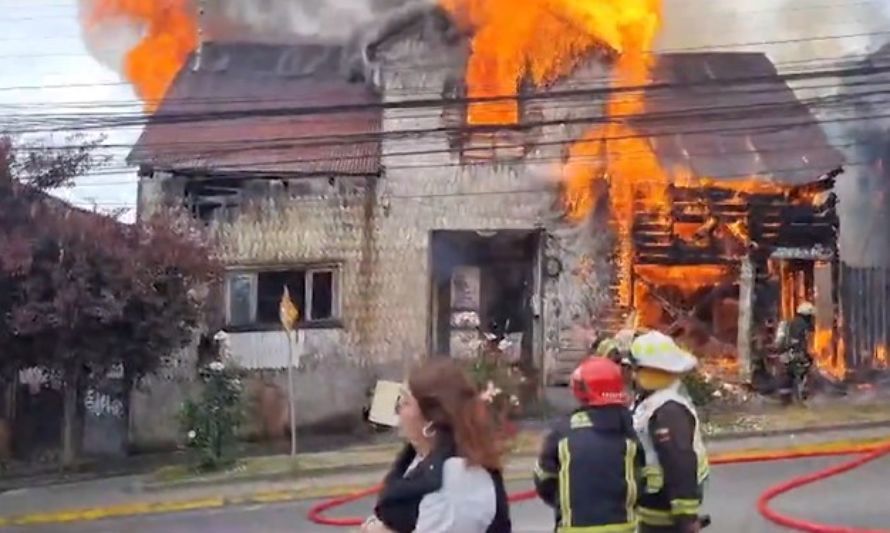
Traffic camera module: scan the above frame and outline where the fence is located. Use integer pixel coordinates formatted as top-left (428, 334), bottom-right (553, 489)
top-left (839, 263), bottom-right (890, 371)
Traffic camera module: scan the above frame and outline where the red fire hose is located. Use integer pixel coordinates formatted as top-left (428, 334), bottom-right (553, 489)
top-left (307, 440), bottom-right (890, 531)
top-left (756, 441), bottom-right (890, 533)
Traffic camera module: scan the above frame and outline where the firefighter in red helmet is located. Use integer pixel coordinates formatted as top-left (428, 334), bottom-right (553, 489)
top-left (534, 357), bottom-right (644, 532)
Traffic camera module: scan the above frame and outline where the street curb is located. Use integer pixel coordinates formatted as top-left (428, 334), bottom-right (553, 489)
top-left (703, 418), bottom-right (890, 442)
top-left (141, 418), bottom-right (890, 492)
top-left (140, 461), bottom-right (389, 493)
top-left (2, 435), bottom-right (890, 527)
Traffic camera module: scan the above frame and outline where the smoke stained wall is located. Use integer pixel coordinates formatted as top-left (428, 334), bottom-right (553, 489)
top-left (204, 0), bottom-right (433, 41)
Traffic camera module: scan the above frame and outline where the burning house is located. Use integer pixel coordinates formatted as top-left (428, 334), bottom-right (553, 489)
top-left (125, 3), bottom-right (855, 442)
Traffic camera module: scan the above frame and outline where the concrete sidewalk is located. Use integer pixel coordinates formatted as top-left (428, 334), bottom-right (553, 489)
top-left (1, 424), bottom-right (888, 528)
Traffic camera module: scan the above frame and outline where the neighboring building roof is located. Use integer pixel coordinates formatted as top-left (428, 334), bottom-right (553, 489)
top-left (636, 52), bottom-right (844, 185)
top-left (128, 42), bottom-right (381, 177)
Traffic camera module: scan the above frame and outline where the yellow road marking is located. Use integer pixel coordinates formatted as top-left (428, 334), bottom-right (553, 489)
top-left (2, 436), bottom-right (887, 526)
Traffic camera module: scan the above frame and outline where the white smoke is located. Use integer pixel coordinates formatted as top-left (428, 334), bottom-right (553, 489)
top-left (660, 0), bottom-right (890, 266)
top-left (203, 0), bottom-right (432, 41)
top-left (77, 0), bottom-right (145, 73)
top-left (659, 0), bottom-right (889, 63)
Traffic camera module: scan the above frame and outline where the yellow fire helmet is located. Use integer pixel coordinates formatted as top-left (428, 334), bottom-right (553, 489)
top-left (630, 331), bottom-right (698, 375)
top-left (613, 329), bottom-right (636, 353)
top-left (796, 302), bottom-right (815, 316)
top-left (595, 338), bottom-right (619, 357)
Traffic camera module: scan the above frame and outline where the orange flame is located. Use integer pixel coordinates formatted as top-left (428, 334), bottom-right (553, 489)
top-left (81, 0), bottom-right (198, 111)
top-left (875, 344), bottom-right (888, 369)
top-left (812, 325), bottom-right (846, 379)
top-left (441, 0), bottom-right (661, 125)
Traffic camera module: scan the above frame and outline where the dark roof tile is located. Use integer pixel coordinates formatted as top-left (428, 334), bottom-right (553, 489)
top-left (636, 52), bottom-right (844, 185)
top-left (128, 42), bottom-right (381, 176)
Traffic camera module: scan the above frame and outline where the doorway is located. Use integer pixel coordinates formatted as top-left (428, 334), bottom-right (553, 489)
top-left (429, 230), bottom-right (542, 370)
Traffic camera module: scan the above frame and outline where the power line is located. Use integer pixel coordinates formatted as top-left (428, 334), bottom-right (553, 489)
top-left (0, 51), bottom-right (865, 96)
top-left (10, 74), bottom-right (887, 146)
top-left (54, 159), bottom-right (875, 208)
top-left (5, 61), bottom-right (890, 136)
top-left (8, 82), bottom-right (890, 178)
top-left (72, 138), bottom-right (874, 180)
top-left (0, 53), bottom-right (870, 111)
top-left (10, 80), bottom-right (890, 149)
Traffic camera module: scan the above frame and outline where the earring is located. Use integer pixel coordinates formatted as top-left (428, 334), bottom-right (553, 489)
top-left (422, 422), bottom-right (437, 438)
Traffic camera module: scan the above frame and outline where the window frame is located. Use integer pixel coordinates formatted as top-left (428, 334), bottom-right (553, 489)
top-left (224, 264), bottom-right (342, 331)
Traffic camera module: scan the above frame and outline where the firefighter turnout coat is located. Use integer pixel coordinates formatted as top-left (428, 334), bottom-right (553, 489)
top-left (632, 382), bottom-right (710, 529)
top-left (533, 405), bottom-right (643, 533)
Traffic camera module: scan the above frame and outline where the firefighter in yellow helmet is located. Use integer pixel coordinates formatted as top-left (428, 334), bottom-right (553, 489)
top-left (630, 331), bottom-right (710, 533)
top-left (595, 338), bottom-right (621, 363)
top-left (595, 329), bottom-right (639, 393)
top-left (774, 302), bottom-right (816, 404)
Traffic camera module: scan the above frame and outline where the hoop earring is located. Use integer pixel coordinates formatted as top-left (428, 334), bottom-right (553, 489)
top-left (422, 422), bottom-right (437, 438)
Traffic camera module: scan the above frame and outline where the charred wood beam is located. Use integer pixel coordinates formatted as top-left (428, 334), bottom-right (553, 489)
top-left (636, 276), bottom-right (723, 343)
top-left (666, 280), bottom-right (737, 336)
top-left (634, 250), bottom-right (740, 265)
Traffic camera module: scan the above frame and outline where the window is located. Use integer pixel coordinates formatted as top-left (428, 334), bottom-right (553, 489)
top-left (225, 266), bottom-right (340, 328)
top-left (440, 78), bottom-right (542, 163)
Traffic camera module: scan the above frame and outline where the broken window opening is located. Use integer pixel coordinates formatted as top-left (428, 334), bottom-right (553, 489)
top-left (225, 266), bottom-right (340, 329)
top-left (440, 78), bottom-right (540, 163)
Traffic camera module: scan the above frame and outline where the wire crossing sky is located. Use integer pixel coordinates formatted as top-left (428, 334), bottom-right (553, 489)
top-left (0, 0), bottom-right (887, 220)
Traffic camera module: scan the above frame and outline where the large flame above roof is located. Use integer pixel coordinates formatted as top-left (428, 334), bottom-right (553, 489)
top-left (440, 0), bottom-right (661, 124)
top-left (79, 0), bottom-right (199, 112)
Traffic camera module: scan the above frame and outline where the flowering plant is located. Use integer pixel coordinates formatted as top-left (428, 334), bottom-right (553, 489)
top-left (463, 332), bottom-right (526, 437)
top-left (179, 359), bottom-right (245, 470)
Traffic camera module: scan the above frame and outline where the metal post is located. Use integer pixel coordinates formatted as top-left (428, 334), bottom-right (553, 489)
top-left (279, 286), bottom-right (299, 457)
top-left (285, 330), bottom-right (297, 457)
top-left (880, 266), bottom-right (890, 360)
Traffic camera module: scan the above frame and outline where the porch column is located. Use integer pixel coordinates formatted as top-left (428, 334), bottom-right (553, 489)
top-left (737, 255), bottom-right (755, 384)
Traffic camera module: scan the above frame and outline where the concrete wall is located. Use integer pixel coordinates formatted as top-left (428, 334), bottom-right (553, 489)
top-left (242, 353), bottom-right (374, 439)
top-left (129, 336), bottom-right (201, 451)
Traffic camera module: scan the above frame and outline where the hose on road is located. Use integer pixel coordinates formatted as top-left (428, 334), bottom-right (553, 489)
top-left (306, 440), bottom-right (890, 530)
top-left (756, 440), bottom-right (890, 533)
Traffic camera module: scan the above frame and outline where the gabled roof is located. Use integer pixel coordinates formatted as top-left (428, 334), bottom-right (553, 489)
top-left (636, 52), bottom-right (844, 185)
top-left (128, 41), bottom-right (381, 177)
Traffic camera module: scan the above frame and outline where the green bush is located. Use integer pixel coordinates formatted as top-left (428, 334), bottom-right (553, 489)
top-left (682, 371), bottom-right (717, 409)
top-left (179, 360), bottom-right (245, 471)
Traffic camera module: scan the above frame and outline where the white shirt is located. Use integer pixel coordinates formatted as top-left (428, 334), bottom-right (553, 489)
top-left (410, 457), bottom-right (497, 533)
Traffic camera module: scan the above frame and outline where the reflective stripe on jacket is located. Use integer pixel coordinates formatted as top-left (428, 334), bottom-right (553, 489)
top-left (632, 382), bottom-right (709, 527)
top-left (534, 406), bottom-right (643, 532)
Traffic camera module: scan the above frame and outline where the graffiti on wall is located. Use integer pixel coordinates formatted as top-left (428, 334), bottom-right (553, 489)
top-left (84, 389), bottom-right (124, 418)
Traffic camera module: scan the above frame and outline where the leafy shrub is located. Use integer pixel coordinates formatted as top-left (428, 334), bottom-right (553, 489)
top-left (179, 360), bottom-right (245, 471)
top-left (682, 370), bottom-right (717, 409)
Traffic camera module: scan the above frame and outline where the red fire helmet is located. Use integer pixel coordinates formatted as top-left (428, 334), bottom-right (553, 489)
top-left (570, 357), bottom-right (628, 407)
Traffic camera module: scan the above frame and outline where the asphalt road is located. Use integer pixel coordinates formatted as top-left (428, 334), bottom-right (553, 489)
top-left (11, 455), bottom-right (890, 533)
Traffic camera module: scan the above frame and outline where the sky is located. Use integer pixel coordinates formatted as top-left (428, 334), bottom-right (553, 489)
top-left (0, 0), bottom-right (887, 226)
top-left (0, 0), bottom-right (140, 221)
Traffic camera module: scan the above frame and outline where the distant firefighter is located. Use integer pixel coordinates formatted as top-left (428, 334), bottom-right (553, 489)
top-left (774, 302), bottom-right (816, 405)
